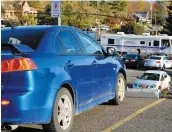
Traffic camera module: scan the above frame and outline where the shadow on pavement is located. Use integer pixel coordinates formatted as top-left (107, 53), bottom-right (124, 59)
top-left (13, 127), bottom-right (43, 132)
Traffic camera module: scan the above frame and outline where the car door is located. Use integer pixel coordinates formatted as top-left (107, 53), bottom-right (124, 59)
top-left (74, 31), bottom-right (114, 100)
top-left (57, 30), bottom-right (93, 106)
top-left (161, 73), bottom-right (169, 89)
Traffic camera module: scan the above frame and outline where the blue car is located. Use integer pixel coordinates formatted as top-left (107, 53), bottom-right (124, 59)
top-left (1, 26), bottom-right (126, 132)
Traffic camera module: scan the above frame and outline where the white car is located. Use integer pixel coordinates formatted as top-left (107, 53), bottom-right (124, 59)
top-left (144, 56), bottom-right (172, 70)
top-left (91, 26), bottom-right (98, 31)
top-left (127, 70), bottom-right (171, 98)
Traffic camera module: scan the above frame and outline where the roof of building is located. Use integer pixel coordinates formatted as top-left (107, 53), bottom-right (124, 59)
top-left (134, 12), bottom-right (149, 18)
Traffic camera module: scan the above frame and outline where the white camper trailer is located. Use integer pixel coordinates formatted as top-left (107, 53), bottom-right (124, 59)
top-left (101, 33), bottom-right (172, 55)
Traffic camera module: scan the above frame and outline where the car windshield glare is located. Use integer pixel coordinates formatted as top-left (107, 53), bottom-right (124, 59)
top-left (139, 73), bottom-right (160, 81)
top-left (149, 56), bottom-right (161, 60)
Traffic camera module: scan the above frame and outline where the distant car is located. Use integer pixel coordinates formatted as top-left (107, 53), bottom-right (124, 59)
top-left (144, 56), bottom-right (172, 70)
top-left (91, 26), bottom-right (98, 31)
top-left (1, 26), bottom-right (126, 132)
top-left (100, 26), bottom-right (109, 30)
top-left (128, 70), bottom-right (171, 98)
top-left (123, 54), bottom-right (145, 68)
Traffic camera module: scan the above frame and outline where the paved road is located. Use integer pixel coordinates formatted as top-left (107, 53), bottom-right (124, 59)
top-left (2, 68), bottom-right (172, 132)
top-left (113, 99), bottom-right (172, 132)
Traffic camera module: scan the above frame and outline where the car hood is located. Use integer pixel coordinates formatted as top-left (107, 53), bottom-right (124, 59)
top-left (134, 79), bottom-right (159, 87)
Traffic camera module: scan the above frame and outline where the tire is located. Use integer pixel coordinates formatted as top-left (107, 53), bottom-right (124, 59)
top-left (42, 88), bottom-right (74, 132)
top-left (110, 73), bottom-right (126, 105)
top-left (161, 65), bottom-right (165, 71)
top-left (167, 82), bottom-right (171, 91)
top-left (136, 64), bottom-right (139, 69)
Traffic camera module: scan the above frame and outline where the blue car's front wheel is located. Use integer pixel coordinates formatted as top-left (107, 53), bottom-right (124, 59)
top-left (110, 73), bottom-right (126, 105)
top-left (43, 88), bottom-right (74, 132)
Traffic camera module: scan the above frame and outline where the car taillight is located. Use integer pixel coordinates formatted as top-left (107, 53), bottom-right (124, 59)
top-left (1, 58), bottom-right (37, 73)
top-left (156, 61), bottom-right (161, 63)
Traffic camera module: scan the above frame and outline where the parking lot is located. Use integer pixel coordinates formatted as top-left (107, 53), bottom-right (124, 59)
top-left (3, 68), bottom-right (171, 132)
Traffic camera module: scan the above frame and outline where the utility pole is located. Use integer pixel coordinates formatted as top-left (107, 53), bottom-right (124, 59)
top-left (53, 18), bottom-right (58, 25)
top-left (155, 13), bottom-right (157, 35)
top-left (97, 0), bottom-right (100, 40)
top-left (150, 2), bottom-right (153, 26)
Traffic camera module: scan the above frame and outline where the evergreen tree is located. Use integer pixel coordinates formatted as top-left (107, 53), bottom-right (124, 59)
top-left (162, 2), bottom-right (172, 35)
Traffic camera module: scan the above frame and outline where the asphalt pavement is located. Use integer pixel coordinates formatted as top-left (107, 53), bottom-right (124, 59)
top-left (2, 68), bottom-right (172, 132)
top-left (113, 99), bottom-right (172, 132)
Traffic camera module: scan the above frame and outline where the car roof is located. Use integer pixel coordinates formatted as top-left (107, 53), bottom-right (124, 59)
top-left (149, 55), bottom-right (164, 58)
top-left (144, 70), bottom-right (166, 74)
top-left (1, 25), bottom-right (83, 43)
top-left (125, 53), bottom-right (139, 56)
top-left (1, 25), bottom-right (82, 32)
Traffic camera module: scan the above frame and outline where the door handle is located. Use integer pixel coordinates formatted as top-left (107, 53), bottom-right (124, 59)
top-left (66, 60), bottom-right (74, 67)
top-left (92, 60), bottom-right (96, 65)
top-left (92, 60), bottom-right (98, 67)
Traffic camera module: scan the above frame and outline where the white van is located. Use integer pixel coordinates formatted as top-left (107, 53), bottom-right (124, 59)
top-left (101, 33), bottom-right (172, 55)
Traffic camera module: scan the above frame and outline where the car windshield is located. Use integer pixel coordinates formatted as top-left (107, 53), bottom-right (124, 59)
top-left (139, 73), bottom-right (160, 81)
top-left (149, 56), bottom-right (161, 60)
top-left (124, 54), bottom-right (138, 60)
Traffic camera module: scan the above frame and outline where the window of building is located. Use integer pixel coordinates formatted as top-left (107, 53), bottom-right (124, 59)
top-left (108, 39), bottom-right (115, 45)
top-left (140, 41), bottom-right (145, 45)
top-left (153, 40), bottom-right (159, 46)
top-left (161, 39), bottom-right (170, 47)
top-left (149, 42), bottom-right (151, 46)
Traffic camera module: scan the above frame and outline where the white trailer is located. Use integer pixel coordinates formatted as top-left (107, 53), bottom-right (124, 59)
top-left (101, 33), bottom-right (172, 55)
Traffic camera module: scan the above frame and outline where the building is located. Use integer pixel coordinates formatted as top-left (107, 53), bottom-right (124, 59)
top-left (1, 1), bottom-right (37, 20)
top-left (134, 12), bottom-right (150, 23)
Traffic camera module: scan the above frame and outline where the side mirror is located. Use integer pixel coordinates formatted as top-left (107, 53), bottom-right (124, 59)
top-left (106, 47), bottom-right (116, 56)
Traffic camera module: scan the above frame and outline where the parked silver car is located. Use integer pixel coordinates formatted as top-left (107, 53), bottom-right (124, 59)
top-left (144, 56), bottom-right (172, 70)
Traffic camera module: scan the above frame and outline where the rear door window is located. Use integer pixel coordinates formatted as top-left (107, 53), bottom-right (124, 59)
top-left (108, 39), bottom-right (115, 45)
top-left (76, 32), bottom-right (103, 55)
top-left (54, 37), bottom-right (65, 54)
top-left (57, 30), bottom-right (82, 54)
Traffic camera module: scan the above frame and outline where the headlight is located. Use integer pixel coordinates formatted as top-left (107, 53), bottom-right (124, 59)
top-left (133, 83), bottom-right (138, 87)
top-left (150, 84), bottom-right (157, 88)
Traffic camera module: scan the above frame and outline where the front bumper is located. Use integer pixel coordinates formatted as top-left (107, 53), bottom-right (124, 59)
top-left (126, 88), bottom-right (161, 98)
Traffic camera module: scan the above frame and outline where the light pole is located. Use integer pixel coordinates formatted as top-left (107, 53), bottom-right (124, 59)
top-left (97, 0), bottom-right (100, 40)
top-left (150, 1), bottom-right (153, 26)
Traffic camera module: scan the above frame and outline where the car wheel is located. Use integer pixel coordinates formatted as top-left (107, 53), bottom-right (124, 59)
top-left (110, 73), bottom-right (126, 105)
top-left (161, 65), bottom-right (165, 71)
top-left (136, 64), bottom-right (139, 69)
top-left (42, 88), bottom-right (74, 132)
top-left (168, 82), bottom-right (171, 90)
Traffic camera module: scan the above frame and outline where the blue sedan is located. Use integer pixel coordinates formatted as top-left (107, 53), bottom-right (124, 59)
top-left (1, 26), bottom-right (126, 132)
